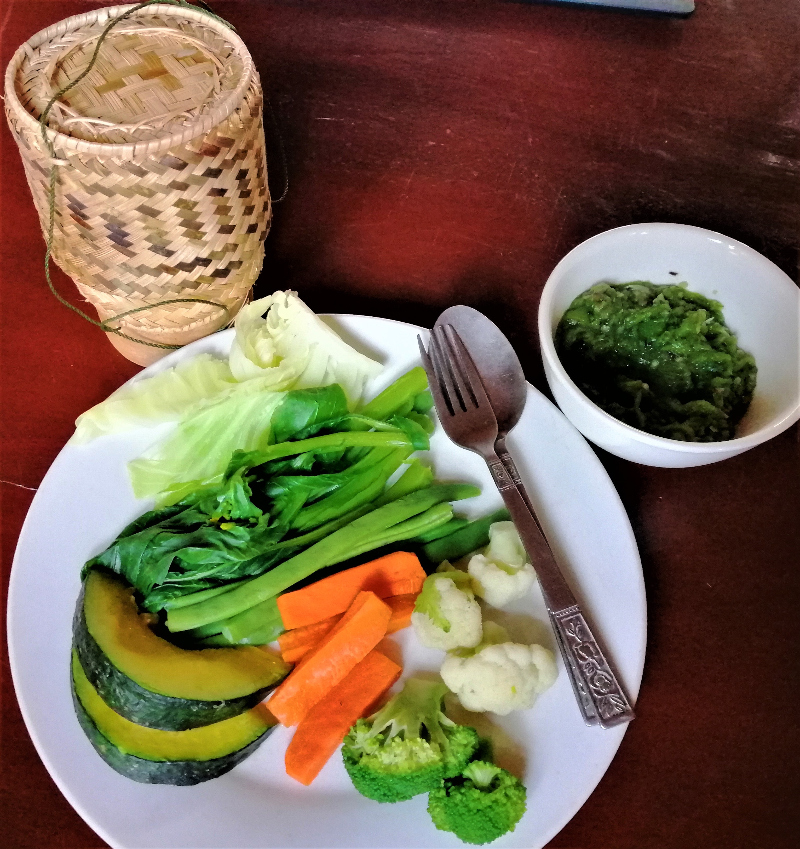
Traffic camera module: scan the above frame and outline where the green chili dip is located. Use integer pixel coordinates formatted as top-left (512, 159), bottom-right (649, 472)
top-left (555, 281), bottom-right (757, 442)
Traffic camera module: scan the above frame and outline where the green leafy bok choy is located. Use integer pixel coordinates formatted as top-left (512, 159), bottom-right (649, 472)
top-left (83, 371), bottom-right (479, 644)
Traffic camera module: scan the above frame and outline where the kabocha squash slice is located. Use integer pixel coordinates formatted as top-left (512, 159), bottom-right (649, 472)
top-left (70, 652), bottom-right (276, 785)
top-left (73, 570), bottom-right (290, 730)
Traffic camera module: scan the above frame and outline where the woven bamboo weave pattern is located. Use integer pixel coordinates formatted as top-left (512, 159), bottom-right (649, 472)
top-left (5, 3), bottom-right (272, 364)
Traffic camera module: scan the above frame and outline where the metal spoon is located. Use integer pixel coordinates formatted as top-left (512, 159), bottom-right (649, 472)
top-left (433, 305), bottom-right (633, 726)
top-left (434, 305), bottom-right (534, 512)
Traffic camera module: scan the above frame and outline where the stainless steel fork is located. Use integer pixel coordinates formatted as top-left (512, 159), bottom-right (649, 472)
top-left (419, 324), bottom-right (635, 729)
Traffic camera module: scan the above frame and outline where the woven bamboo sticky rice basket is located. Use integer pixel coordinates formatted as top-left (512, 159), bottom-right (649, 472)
top-left (5, 3), bottom-right (272, 365)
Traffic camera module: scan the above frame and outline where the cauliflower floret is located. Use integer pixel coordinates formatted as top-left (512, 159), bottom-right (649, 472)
top-left (485, 521), bottom-right (527, 567)
top-left (441, 623), bottom-right (557, 715)
top-left (467, 521), bottom-right (536, 608)
top-left (411, 571), bottom-right (482, 651)
top-left (467, 554), bottom-right (536, 608)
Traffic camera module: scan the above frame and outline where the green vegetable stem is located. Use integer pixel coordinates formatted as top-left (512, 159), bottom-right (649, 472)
top-left (374, 459), bottom-right (434, 506)
top-left (358, 367), bottom-right (429, 420)
top-left (165, 483), bottom-right (479, 633)
top-left (81, 368), bottom-right (486, 647)
top-left (420, 508), bottom-right (511, 564)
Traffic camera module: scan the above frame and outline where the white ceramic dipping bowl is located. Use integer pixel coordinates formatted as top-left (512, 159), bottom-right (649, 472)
top-left (538, 223), bottom-right (800, 467)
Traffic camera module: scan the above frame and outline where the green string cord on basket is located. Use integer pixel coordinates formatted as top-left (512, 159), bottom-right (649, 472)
top-left (39, 1), bottom-right (236, 351)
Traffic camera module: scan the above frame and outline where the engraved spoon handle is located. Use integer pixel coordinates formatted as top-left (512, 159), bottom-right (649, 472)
top-left (486, 448), bottom-right (635, 728)
top-left (497, 439), bottom-right (597, 721)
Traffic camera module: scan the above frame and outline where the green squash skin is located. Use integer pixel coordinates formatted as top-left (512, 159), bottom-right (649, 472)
top-left (70, 673), bottom-right (274, 785)
top-left (72, 582), bottom-right (276, 731)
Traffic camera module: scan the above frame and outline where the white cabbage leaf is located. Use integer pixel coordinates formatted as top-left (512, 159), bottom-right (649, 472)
top-left (70, 354), bottom-right (236, 445)
top-left (228, 291), bottom-right (382, 403)
top-left (126, 292), bottom-right (385, 503)
top-left (71, 291), bottom-right (382, 447)
top-left (128, 381), bottom-right (286, 503)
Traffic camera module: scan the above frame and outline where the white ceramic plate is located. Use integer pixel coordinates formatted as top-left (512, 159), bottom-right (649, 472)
top-left (8, 315), bottom-right (646, 849)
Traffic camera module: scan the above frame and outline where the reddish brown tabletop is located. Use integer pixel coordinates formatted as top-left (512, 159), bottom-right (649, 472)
top-left (2, 1), bottom-right (799, 847)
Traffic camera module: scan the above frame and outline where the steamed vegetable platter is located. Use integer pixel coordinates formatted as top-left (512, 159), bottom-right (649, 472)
top-left (69, 291), bottom-right (486, 788)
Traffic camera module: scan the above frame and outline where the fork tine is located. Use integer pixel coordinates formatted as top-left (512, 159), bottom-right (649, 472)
top-left (439, 324), bottom-right (491, 410)
top-left (417, 334), bottom-right (454, 417)
top-left (432, 325), bottom-right (471, 411)
top-left (429, 328), bottom-right (464, 414)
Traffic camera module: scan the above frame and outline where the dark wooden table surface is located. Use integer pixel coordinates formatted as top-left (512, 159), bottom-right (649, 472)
top-left (2, 1), bottom-right (799, 847)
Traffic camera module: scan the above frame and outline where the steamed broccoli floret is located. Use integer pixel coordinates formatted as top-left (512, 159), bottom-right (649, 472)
top-left (427, 760), bottom-right (527, 845)
top-left (342, 678), bottom-right (480, 802)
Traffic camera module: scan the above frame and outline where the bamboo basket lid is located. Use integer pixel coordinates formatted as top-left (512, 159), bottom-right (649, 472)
top-left (5, 3), bottom-right (272, 365)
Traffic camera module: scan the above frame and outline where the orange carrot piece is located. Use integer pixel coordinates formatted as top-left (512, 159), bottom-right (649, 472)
top-left (278, 616), bottom-right (339, 662)
top-left (276, 551), bottom-right (425, 629)
top-left (279, 592), bottom-right (419, 663)
top-left (268, 591), bottom-right (392, 726)
top-left (284, 649), bottom-right (401, 786)
top-left (385, 593), bottom-right (417, 634)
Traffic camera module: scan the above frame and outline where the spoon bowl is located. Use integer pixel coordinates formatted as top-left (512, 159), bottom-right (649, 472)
top-left (434, 305), bottom-right (528, 441)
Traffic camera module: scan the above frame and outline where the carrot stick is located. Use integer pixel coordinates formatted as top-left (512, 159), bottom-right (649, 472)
top-left (384, 593), bottom-right (416, 634)
top-left (278, 616), bottom-right (339, 662)
top-left (268, 591), bottom-right (392, 726)
top-left (278, 593), bottom-right (418, 663)
top-left (284, 649), bottom-right (401, 786)
top-left (276, 551), bottom-right (425, 630)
